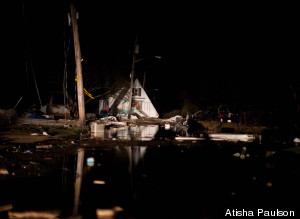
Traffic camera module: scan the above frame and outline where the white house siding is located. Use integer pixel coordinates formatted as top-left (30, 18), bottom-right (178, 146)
top-left (100, 79), bottom-right (159, 118)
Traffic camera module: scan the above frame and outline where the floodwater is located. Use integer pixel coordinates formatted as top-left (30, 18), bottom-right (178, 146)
top-left (1, 125), bottom-right (300, 218)
top-left (91, 125), bottom-right (160, 141)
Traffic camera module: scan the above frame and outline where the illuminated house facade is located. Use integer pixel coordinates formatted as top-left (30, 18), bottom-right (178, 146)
top-left (99, 79), bottom-right (159, 118)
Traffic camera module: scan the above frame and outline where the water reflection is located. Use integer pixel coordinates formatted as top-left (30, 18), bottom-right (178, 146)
top-left (79, 146), bottom-right (131, 218)
top-left (73, 148), bottom-right (84, 217)
top-left (1, 141), bottom-right (300, 218)
top-left (91, 125), bottom-right (159, 141)
top-left (0, 148), bottom-right (77, 218)
top-left (79, 144), bottom-right (300, 218)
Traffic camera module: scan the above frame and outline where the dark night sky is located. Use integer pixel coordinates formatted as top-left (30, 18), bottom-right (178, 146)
top-left (2, 1), bottom-right (299, 115)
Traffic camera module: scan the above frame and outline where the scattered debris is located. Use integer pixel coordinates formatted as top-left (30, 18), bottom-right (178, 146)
top-left (209, 133), bottom-right (254, 142)
top-left (8, 210), bottom-right (61, 219)
top-left (0, 109), bottom-right (16, 127)
top-left (29, 114), bottom-right (48, 120)
top-left (86, 113), bottom-right (96, 121)
top-left (165, 123), bottom-right (171, 130)
top-left (0, 204), bottom-right (13, 213)
top-left (87, 157), bottom-right (95, 166)
top-left (36, 145), bottom-right (53, 149)
top-left (294, 137), bottom-right (300, 143)
top-left (23, 150), bottom-right (32, 154)
top-left (93, 180), bottom-right (106, 185)
top-left (40, 104), bottom-right (71, 119)
top-left (96, 206), bottom-right (124, 219)
top-left (232, 147), bottom-right (250, 159)
top-left (266, 182), bottom-right (273, 188)
top-left (175, 136), bottom-right (206, 141)
top-left (232, 152), bottom-right (241, 158)
top-left (164, 115), bottom-right (182, 123)
top-left (240, 146), bottom-right (247, 159)
top-left (265, 151), bottom-right (276, 158)
top-left (0, 169), bottom-right (9, 175)
top-left (16, 116), bottom-right (80, 127)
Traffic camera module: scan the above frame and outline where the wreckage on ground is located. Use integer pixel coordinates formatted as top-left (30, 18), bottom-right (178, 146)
top-left (99, 79), bottom-right (159, 119)
top-left (0, 109), bottom-right (16, 127)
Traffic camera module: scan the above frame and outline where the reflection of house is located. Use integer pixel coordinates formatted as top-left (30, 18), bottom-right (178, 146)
top-left (106, 125), bottom-right (159, 141)
top-left (99, 79), bottom-right (159, 118)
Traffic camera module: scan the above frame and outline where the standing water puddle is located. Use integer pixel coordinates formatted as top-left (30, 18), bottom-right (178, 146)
top-left (1, 139), bottom-right (300, 218)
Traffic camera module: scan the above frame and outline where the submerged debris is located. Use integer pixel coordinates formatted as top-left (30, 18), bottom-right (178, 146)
top-left (232, 147), bottom-right (250, 159)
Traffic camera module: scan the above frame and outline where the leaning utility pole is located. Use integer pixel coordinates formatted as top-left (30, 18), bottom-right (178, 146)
top-left (70, 1), bottom-right (85, 128)
top-left (128, 35), bottom-right (138, 119)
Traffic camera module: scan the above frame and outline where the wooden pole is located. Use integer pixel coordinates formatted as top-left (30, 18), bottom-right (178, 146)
top-left (128, 35), bottom-right (138, 119)
top-left (70, 1), bottom-right (85, 128)
top-left (73, 148), bottom-right (84, 216)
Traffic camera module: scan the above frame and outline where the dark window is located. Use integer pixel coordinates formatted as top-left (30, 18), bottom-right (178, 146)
top-left (133, 88), bottom-right (141, 96)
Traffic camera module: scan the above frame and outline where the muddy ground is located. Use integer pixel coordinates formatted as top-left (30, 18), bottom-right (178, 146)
top-left (0, 118), bottom-right (265, 144)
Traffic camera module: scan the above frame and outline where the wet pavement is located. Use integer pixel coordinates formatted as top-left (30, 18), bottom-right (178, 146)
top-left (1, 125), bottom-right (300, 218)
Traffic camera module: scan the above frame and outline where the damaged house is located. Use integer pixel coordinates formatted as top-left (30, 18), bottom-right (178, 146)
top-left (99, 79), bottom-right (159, 119)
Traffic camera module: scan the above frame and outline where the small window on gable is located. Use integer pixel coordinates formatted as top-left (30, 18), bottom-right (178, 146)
top-left (133, 88), bottom-right (141, 96)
